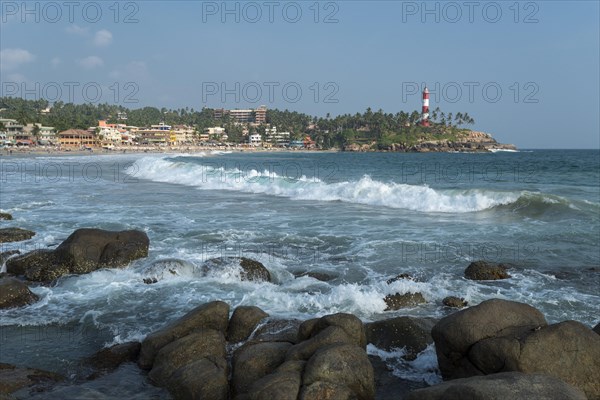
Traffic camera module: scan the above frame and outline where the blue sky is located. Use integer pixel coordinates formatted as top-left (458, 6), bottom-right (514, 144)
top-left (1, 1), bottom-right (598, 148)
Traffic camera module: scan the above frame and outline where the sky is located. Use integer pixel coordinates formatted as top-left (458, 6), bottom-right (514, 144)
top-left (0, 0), bottom-right (598, 149)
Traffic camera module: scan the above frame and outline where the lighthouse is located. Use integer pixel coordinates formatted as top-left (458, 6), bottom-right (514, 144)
top-left (421, 86), bottom-right (430, 127)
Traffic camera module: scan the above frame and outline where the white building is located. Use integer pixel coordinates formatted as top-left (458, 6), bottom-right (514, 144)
top-left (249, 133), bottom-right (262, 146)
top-left (265, 126), bottom-right (290, 146)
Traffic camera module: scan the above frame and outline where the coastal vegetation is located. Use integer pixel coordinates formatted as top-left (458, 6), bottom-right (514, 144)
top-left (0, 97), bottom-right (478, 150)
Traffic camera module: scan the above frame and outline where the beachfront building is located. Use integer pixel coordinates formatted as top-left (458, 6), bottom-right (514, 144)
top-left (249, 133), bottom-right (262, 146)
top-left (137, 123), bottom-right (172, 145)
top-left (213, 106), bottom-right (267, 124)
top-left (23, 123), bottom-right (56, 145)
top-left (264, 126), bottom-right (290, 147)
top-left (254, 105), bottom-right (267, 124)
top-left (58, 129), bottom-right (98, 148)
top-left (0, 118), bottom-right (24, 145)
top-left (171, 125), bottom-right (195, 145)
top-left (204, 127), bottom-right (227, 141)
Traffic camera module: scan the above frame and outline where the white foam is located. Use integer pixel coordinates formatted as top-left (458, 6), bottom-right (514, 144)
top-left (127, 157), bottom-right (522, 213)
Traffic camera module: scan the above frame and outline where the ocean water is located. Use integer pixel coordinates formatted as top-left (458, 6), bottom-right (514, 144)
top-left (0, 149), bottom-right (598, 395)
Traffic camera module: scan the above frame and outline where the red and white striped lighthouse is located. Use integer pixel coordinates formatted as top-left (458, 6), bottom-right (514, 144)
top-left (421, 86), bottom-right (430, 127)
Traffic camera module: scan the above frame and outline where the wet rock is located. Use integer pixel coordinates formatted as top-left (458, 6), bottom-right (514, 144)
top-left (286, 326), bottom-right (356, 361)
top-left (442, 296), bottom-right (468, 308)
top-left (464, 261), bottom-right (510, 280)
top-left (386, 273), bottom-right (415, 284)
top-left (138, 301), bottom-right (229, 370)
top-left (302, 343), bottom-right (375, 400)
top-left (405, 372), bottom-right (587, 400)
top-left (202, 257), bottom-right (271, 282)
top-left (246, 362), bottom-right (303, 400)
top-left (0, 250), bottom-right (20, 266)
top-left (227, 305), bottom-right (269, 343)
top-left (0, 213), bottom-right (12, 221)
top-left (232, 341), bottom-right (291, 397)
top-left (300, 381), bottom-right (356, 400)
top-left (294, 271), bottom-right (336, 282)
top-left (0, 363), bottom-right (64, 395)
top-left (252, 319), bottom-right (302, 344)
top-left (86, 342), bottom-right (141, 379)
top-left (384, 292), bottom-right (426, 311)
top-left (149, 329), bottom-right (226, 386)
top-left (432, 299), bottom-right (547, 380)
top-left (365, 316), bottom-right (437, 360)
top-left (0, 228), bottom-right (35, 243)
top-left (0, 277), bottom-right (38, 309)
top-left (6, 228), bottom-right (149, 282)
top-left (370, 355), bottom-right (427, 400)
top-left (142, 258), bottom-right (196, 283)
top-left (593, 322), bottom-right (600, 335)
top-left (303, 313), bottom-right (367, 348)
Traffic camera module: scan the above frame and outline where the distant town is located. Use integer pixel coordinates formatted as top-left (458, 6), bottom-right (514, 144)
top-left (0, 96), bottom-right (515, 152)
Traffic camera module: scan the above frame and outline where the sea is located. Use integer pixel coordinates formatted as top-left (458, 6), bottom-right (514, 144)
top-left (0, 149), bottom-right (598, 398)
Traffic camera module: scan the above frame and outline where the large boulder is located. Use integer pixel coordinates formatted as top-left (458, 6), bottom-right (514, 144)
top-left (301, 313), bottom-right (367, 348)
top-left (0, 228), bottom-right (35, 243)
top-left (149, 329), bottom-right (226, 386)
top-left (246, 361), bottom-right (303, 400)
top-left (432, 299), bottom-right (547, 379)
top-left (464, 261), bottom-right (510, 280)
top-left (138, 301), bottom-right (229, 369)
top-left (0, 277), bottom-right (38, 309)
top-left (165, 358), bottom-right (228, 400)
top-left (85, 341), bottom-right (141, 379)
top-left (202, 257), bottom-right (272, 282)
top-left (286, 326), bottom-right (356, 361)
top-left (6, 228), bottom-right (149, 282)
top-left (365, 316), bottom-right (437, 360)
top-left (302, 343), bottom-right (375, 400)
top-left (232, 341), bottom-right (291, 396)
top-left (405, 372), bottom-right (587, 400)
top-left (300, 381), bottom-right (356, 400)
top-left (0, 363), bottom-right (64, 395)
top-left (252, 319), bottom-right (302, 344)
top-left (227, 305), bottom-right (269, 343)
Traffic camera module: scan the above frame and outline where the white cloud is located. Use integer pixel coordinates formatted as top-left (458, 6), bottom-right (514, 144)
top-left (78, 56), bottom-right (104, 69)
top-left (65, 24), bottom-right (89, 36)
top-left (94, 30), bottom-right (113, 47)
top-left (5, 73), bottom-right (27, 83)
top-left (0, 48), bottom-right (35, 70)
top-left (110, 61), bottom-right (149, 80)
top-left (51, 57), bottom-right (61, 68)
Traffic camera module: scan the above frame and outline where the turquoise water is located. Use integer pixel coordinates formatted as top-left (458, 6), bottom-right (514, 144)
top-left (0, 149), bottom-right (598, 391)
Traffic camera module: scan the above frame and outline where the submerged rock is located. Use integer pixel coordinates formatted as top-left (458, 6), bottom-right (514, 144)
top-left (0, 363), bottom-right (64, 395)
top-left (0, 277), bottom-right (38, 309)
top-left (386, 273), bottom-right (416, 285)
top-left (383, 292), bottom-right (426, 311)
top-left (405, 372), bottom-right (587, 400)
top-left (464, 261), bottom-right (510, 280)
top-left (293, 270), bottom-right (336, 282)
top-left (0, 212), bottom-right (12, 221)
top-left (6, 228), bottom-right (149, 282)
top-left (85, 342), bottom-right (141, 379)
top-left (141, 258), bottom-right (196, 284)
top-left (202, 257), bottom-right (272, 282)
top-left (365, 316), bottom-right (436, 360)
top-left (0, 228), bottom-right (35, 243)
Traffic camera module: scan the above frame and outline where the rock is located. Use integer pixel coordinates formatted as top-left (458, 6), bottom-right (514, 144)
top-left (405, 372), bottom-right (587, 400)
top-left (232, 341), bottom-right (291, 396)
top-left (252, 319), bottom-right (302, 344)
top-left (86, 342), bottom-right (141, 379)
top-left (384, 292), bottom-right (426, 311)
top-left (432, 299), bottom-right (547, 380)
top-left (300, 381), bottom-right (356, 400)
top-left (0, 250), bottom-right (20, 266)
top-left (202, 257), bottom-right (272, 282)
top-left (0, 363), bottom-right (64, 395)
top-left (294, 271), bottom-right (336, 282)
top-left (468, 320), bottom-right (600, 399)
top-left (142, 258), bottom-right (196, 283)
top-left (309, 313), bottom-right (367, 348)
top-left (0, 277), bottom-right (38, 309)
top-left (303, 343), bottom-right (375, 400)
top-left (0, 213), bottom-right (12, 221)
top-left (464, 261), bottom-right (510, 280)
top-left (227, 306), bottom-right (269, 343)
top-left (138, 301), bottom-right (229, 370)
top-left (165, 358), bottom-right (228, 400)
top-left (286, 326), bottom-right (356, 361)
top-left (386, 273), bottom-right (415, 284)
top-left (149, 329), bottom-right (226, 386)
top-left (593, 322), bottom-right (600, 335)
top-left (6, 228), bottom-right (149, 282)
top-left (370, 355), bottom-right (427, 400)
top-left (247, 370), bottom-right (302, 400)
top-left (365, 316), bottom-right (437, 360)
top-left (442, 296), bottom-right (468, 308)
top-left (0, 228), bottom-right (35, 243)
